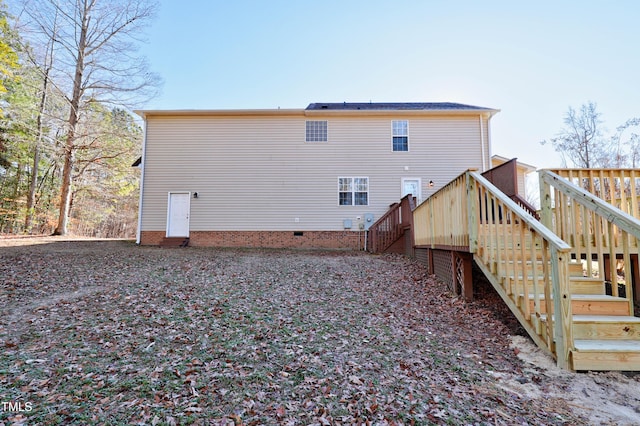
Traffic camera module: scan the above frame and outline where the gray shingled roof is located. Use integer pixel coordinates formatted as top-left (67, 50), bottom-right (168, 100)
top-left (306, 102), bottom-right (492, 111)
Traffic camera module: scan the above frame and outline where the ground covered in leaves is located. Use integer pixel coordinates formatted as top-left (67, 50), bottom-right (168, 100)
top-left (0, 238), bottom-right (633, 425)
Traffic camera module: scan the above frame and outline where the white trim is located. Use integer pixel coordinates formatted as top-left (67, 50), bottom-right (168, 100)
top-left (136, 120), bottom-right (148, 244)
top-left (391, 120), bottom-right (409, 152)
top-left (479, 115), bottom-right (486, 172)
top-left (338, 176), bottom-right (369, 206)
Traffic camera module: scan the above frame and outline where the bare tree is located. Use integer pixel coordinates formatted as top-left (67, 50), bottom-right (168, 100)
top-left (24, 10), bottom-right (56, 233)
top-left (15, 0), bottom-right (159, 235)
top-left (541, 102), bottom-right (614, 168)
top-left (613, 118), bottom-right (640, 167)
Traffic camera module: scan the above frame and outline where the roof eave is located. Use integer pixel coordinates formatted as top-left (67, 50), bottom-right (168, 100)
top-left (135, 107), bottom-right (501, 119)
top-left (134, 109), bottom-right (305, 119)
top-left (304, 108), bottom-right (501, 117)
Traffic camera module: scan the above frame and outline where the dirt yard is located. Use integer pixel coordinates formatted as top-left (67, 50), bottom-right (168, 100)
top-left (0, 237), bottom-right (639, 425)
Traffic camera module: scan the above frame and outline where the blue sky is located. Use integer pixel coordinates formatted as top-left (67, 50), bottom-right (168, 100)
top-left (141, 1), bottom-right (640, 169)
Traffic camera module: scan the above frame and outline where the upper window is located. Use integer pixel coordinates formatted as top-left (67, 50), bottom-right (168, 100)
top-left (392, 120), bottom-right (408, 151)
top-left (339, 177), bottom-right (369, 206)
top-left (306, 120), bottom-right (328, 142)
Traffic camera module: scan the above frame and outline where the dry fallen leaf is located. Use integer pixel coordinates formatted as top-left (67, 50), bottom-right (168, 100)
top-left (0, 241), bottom-right (604, 425)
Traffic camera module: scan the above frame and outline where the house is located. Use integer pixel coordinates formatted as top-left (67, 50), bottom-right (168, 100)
top-left (135, 102), bottom-right (499, 249)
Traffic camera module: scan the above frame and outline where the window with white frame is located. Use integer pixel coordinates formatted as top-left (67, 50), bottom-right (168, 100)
top-left (338, 177), bottom-right (369, 206)
top-left (392, 120), bottom-right (408, 151)
top-left (306, 120), bottom-right (328, 142)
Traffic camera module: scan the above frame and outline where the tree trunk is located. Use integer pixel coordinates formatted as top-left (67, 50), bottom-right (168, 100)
top-left (53, 144), bottom-right (74, 235)
top-left (26, 15), bottom-right (56, 234)
top-left (25, 145), bottom-right (40, 233)
top-left (53, 4), bottom-right (89, 236)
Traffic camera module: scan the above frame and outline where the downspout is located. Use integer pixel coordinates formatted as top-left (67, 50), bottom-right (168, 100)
top-left (136, 116), bottom-right (148, 245)
top-left (479, 114), bottom-right (487, 171)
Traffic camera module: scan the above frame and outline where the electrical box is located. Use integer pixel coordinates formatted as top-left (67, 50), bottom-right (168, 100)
top-left (364, 213), bottom-right (375, 230)
top-left (343, 219), bottom-right (353, 229)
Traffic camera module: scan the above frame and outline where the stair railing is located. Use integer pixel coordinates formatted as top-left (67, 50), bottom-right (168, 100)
top-left (511, 194), bottom-right (540, 220)
top-left (468, 171), bottom-right (573, 369)
top-left (413, 170), bottom-right (574, 369)
top-left (539, 169), bottom-right (640, 316)
top-left (368, 195), bottom-right (415, 253)
top-left (548, 168), bottom-right (640, 220)
top-left (368, 203), bottom-right (400, 253)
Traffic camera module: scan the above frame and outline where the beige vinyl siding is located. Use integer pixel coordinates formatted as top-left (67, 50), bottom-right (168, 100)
top-left (140, 112), bottom-right (489, 232)
top-left (517, 171), bottom-right (527, 198)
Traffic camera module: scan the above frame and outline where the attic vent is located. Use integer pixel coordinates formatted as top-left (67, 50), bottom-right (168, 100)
top-left (306, 121), bottom-right (327, 142)
top-left (321, 105), bottom-right (328, 109)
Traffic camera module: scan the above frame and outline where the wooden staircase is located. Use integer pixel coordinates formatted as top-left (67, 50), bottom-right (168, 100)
top-left (159, 237), bottom-right (190, 248)
top-left (414, 168), bottom-right (640, 371)
top-left (536, 264), bottom-right (640, 371)
top-left (486, 222), bottom-right (640, 370)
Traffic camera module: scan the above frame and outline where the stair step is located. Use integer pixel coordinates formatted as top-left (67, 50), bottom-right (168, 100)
top-left (497, 260), bottom-right (583, 275)
top-left (569, 277), bottom-right (606, 294)
top-left (574, 315), bottom-right (640, 340)
top-left (524, 294), bottom-right (630, 316)
top-left (539, 315), bottom-right (640, 340)
top-left (572, 340), bottom-right (640, 371)
top-left (506, 276), bottom-right (605, 295)
top-left (574, 339), bottom-right (640, 351)
top-left (568, 261), bottom-right (584, 276)
top-left (478, 247), bottom-right (543, 261)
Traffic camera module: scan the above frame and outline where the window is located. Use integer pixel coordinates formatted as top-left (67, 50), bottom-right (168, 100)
top-left (306, 120), bottom-right (328, 142)
top-left (392, 120), bottom-right (408, 151)
top-left (339, 177), bottom-right (368, 206)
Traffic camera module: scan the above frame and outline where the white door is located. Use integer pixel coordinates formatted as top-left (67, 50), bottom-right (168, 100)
top-left (167, 192), bottom-right (190, 237)
top-left (402, 178), bottom-right (421, 202)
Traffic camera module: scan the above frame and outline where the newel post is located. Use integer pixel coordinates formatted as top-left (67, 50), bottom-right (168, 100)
top-left (550, 247), bottom-right (573, 370)
top-left (539, 171), bottom-right (554, 231)
top-left (369, 224), bottom-right (378, 253)
top-left (466, 171), bottom-right (478, 254)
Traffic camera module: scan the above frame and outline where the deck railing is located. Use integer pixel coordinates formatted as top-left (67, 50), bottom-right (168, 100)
top-left (413, 170), bottom-right (574, 369)
top-left (413, 172), bottom-right (469, 250)
top-left (547, 168), bottom-right (640, 257)
top-left (540, 169), bottom-right (640, 311)
top-left (368, 194), bottom-right (415, 253)
top-left (549, 168), bottom-right (640, 219)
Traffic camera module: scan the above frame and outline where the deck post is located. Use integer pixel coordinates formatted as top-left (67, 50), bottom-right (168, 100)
top-left (428, 248), bottom-right (434, 275)
top-left (632, 254), bottom-right (640, 305)
top-left (449, 251), bottom-right (474, 300)
top-left (429, 195), bottom-right (436, 248)
top-left (551, 247), bottom-right (573, 370)
top-left (539, 174), bottom-right (553, 231)
top-left (467, 171), bottom-right (478, 254)
top-left (460, 252), bottom-right (474, 300)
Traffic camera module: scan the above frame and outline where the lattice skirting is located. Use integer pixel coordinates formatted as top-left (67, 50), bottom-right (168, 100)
top-left (432, 249), bottom-right (453, 292)
top-left (415, 247), bottom-right (473, 299)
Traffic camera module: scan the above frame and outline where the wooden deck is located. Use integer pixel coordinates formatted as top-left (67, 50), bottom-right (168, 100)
top-left (412, 168), bottom-right (640, 371)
